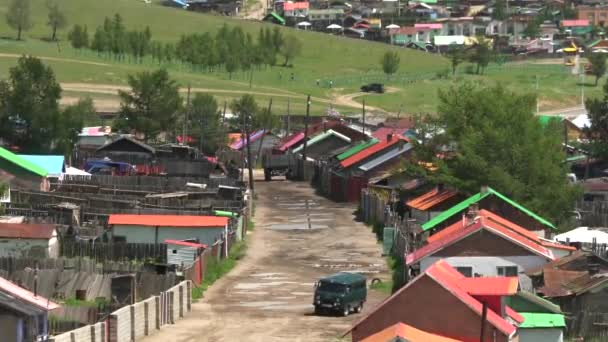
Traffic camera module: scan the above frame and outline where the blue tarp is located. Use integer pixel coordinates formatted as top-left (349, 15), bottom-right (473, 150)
top-left (18, 155), bottom-right (65, 176)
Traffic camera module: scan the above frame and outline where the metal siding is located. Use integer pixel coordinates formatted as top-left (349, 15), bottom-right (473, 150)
top-left (420, 256), bottom-right (548, 277)
top-left (518, 328), bottom-right (563, 342)
top-left (114, 226), bottom-right (224, 246)
top-left (167, 245), bottom-right (198, 267)
top-left (358, 144), bottom-right (412, 172)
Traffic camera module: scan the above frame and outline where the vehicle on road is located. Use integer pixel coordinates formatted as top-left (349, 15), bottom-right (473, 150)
top-left (262, 152), bottom-right (293, 181)
top-left (313, 272), bottom-right (367, 316)
top-left (360, 83), bottom-right (385, 93)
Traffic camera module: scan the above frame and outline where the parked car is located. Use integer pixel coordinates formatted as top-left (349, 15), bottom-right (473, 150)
top-left (313, 272), bottom-right (367, 316)
top-left (360, 83), bottom-right (384, 93)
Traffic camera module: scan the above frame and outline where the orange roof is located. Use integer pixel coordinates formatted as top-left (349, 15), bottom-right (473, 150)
top-left (361, 322), bottom-right (461, 342)
top-left (406, 187), bottom-right (458, 211)
top-left (461, 277), bottom-right (519, 296)
top-left (109, 214), bottom-right (229, 227)
top-left (427, 210), bottom-right (576, 252)
top-left (227, 133), bottom-right (242, 144)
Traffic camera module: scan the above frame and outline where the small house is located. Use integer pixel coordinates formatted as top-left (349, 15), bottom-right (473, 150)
top-left (405, 185), bottom-right (463, 224)
top-left (0, 223), bottom-right (59, 258)
top-left (110, 214), bottom-right (229, 246)
top-left (18, 155), bottom-right (65, 180)
top-left (345, 260), bottom-right (521, 342)
top-left (504, 291), bottom-right (566, 342)
top-left (406, 210), bottom-right (574, 277)
top-left (96, 136), bottom-right (156, 165)
top-left (0, 147), bottom-right (48, 192)
top-left (361, 322), bottom-right (461, 342)
top-left (0, 276), bottom-right (59, 342)
top-left (165, 239), bottom-right (207, 267)
top-left (283, 1), bottom-right (309, 17)
top-left (292, 129), bottom-right (352, 161)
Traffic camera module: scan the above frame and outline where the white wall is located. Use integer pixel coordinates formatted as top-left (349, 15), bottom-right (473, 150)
top-left (519, 328), bottom-right (563, 342)
top-left (0, 239), bottom-right (53, 258)
top-left (420, 255), bottom-right (549, 277)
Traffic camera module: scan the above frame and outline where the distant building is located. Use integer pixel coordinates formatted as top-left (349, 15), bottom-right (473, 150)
top-left (578, 7), bottom-right (608, 27)
top-left (0, 223), bottom-right (59, 258)
top-left (0, 147), bottom-right (49, 192)
top-left (0, 276), bottom-right (59, 342)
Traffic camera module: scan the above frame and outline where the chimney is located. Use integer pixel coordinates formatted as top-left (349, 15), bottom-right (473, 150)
top-left (387, 133), bottom-right (393, 142)
top-left (465, 203), bottom-right (480, 226)
top-left (480, 185), bottom-right (489, 195)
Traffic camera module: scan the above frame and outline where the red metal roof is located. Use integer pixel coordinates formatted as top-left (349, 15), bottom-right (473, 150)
top-left (164, 239), bottom-right (208, 248)
top-left (425, 260), bottom-right (517, 336)
top-left (427, 210), bottom-right (575, 251)
top-left (283, 1), bottom-right (309, 10)
top-left (406, 215), bottom-right (555, 265)
top-left (109, 215), bottom-right (229, 227)
top-left (361, 322), bottom-right (461, 342)
top-left (0, 223), bottom-right (56, 239)
top-left (505, 306), bottom-right (525, 324)
top-left (346, 260), bottom-right (517, 338)
top-left (460, 277), bottom-right (518, 296)
top-left (279, 132), bottom-right (305, 152)
top-left (340, 135), bottom-right (407, 168)
top-left (0, 276), bottom-right (59, 310)
top-left (371, 127), bottom-right (406, 140)
top-left (562, 19), bottom-right (589, 27)
top-left (406, 187), bottom-right (459, 211)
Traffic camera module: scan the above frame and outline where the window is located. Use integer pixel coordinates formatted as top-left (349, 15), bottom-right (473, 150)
top-left (172, 249), bottom-right (178, 254)
top-left (497, 266), bottom-right (518, 277)
top-left (455, 266), bottom-right (473, 277)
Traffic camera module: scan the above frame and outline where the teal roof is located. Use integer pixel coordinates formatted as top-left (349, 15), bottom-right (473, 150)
top-left (337, 139), bottom-right (379, 161)
top-left (519, 313), bottom-right (566, 329)
top-left (18, 155), bottom-right (65, 176)
top-left (320, 272), bottom-right (366, 285)
top-left (421, 187), bottom-right (556, 231)
top-left (0, 147), bottom-right (48, 177)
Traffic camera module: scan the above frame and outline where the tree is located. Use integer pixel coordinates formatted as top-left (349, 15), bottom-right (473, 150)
top-left (231, 94), bottom-right (259, 193)
top-left (381, 51), bottom-right (400, 77)
top-left (0, 56), bottom-right (63, 152)
top-left (47, 0), bottom-right (67, 41)
top-left (523, 21), bottom-right (540, 38)
top-left (447, 44), bottom-right (464, 76)
top-left (280, 36), bottom-right (302, 66)
top-left (55, 98), bottom-right (93, 155)
top-left (589, 53), bottom-right (607, 86)
top-left (469, 37), bottom-right (492, 74)
top-left (91, 27), bottom-right (109, 55)
top-left (492, 0), bottom-right (507, 21)
top-left (585, 79), bottom-right (608, 159)
top-left (407, 82), bottom-right (580, 223)
top-left (190, 93), bottom-right (223, 155)
top-left (6, 0), bottom-right (33, 40)
top-left (115, 69), bottom-right (181, 141)
top-left (68, 24), bottom-right (89, 49)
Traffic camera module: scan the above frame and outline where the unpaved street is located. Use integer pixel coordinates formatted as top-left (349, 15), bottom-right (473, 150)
top-left (142, 179), bottom-right (390, 342)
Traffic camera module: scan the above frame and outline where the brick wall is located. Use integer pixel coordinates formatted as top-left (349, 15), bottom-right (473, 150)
top-left (52, 281), bottom-right (191, 342)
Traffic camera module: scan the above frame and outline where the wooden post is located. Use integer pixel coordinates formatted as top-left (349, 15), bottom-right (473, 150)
top-left (480, 302), bottom-right (488, 342)
top-left (362, 99), bottom-right (366, 136)
top-left (256, 98), bottom-right (273, 164)
top-left (301, 95), bottom-right (311, 179)
top-left (246, 117), bottom-right (255, 194)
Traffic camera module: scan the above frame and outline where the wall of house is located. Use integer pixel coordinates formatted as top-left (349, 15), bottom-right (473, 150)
top-left (167, 245), bottom-right (199, 267)
top-left (0, 313), bottom-right (21, 342)
top-left (114, 226), bottom-right (225, 246)
top-left (420, 255), bottom-right (548, 276)
top-left (350, 274), bottom-right (511, 342)
top-left (518, 328), bottom-right (563, 342)
top-left (0, 238), bottom-right (54, 258)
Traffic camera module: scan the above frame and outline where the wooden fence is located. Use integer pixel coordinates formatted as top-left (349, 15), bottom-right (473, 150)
top-left (60, 241), bottom-right (168, 263)
top-left (576, 200), bottom-right (608, 227)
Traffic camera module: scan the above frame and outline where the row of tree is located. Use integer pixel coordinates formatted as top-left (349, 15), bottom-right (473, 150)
top-left (6, 0), bottom-right (67, 41)
top-left (0, 56), bottom-right (94, 154)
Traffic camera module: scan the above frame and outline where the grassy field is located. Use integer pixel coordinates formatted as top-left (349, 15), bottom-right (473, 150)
top-left (0, 0), bottom-right (601, 116)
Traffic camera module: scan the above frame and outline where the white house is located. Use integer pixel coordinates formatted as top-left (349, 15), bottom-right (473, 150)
top-left (165, 239), bottom-right (207, 267)
top-left (406, 210), bottom-right (575, 277)
top-left (0, 223), bottom-right (59, 258)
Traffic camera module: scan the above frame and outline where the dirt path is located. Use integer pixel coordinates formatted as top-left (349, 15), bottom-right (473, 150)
top-left (140, 178), bottom-right (390, 342)
top-left (0, 53), bottom-right (111, 67)
top-left (332, 86), bottom-right (400, 115)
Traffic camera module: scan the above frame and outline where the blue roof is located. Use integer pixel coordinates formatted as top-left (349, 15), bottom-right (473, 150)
top-left (18, 155), bottom-right (65, 176)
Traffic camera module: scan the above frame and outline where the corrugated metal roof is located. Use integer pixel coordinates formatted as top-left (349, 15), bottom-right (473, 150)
top-left (406, 187), bottom-right (459, 211)
top-left (109, 214), bottom-right (228, 227)
top-left (18, 155), bottom-right (65, 176)
top-left (358, 143), bottom-right (412, 172)
top-left (346, 260), bottom-right (517, 338)
top-left (0, 276), bottom-right (59, 310)
top-left (0, 147), bottom-right (48, 177)
top-left (164, 239), bottom-right (207, 248)
top-left (279, 132), bottom-right (305, 152)
top-left (292, 129), bottom-right (351, 153)
top-left (340, 136), bottom-right (408, 169)
top-left (421, 187), bottom-right (556, 231)
top-left (361, 322), bottom-right (461, 342)
top-left (230, 129), bottom-right (266, 150)
top-left (336, 139), bottom-right (378, 161)
top-left (0, 223), bottom-right (56, 239)
top-left (519, 313), bottom-right (566, 328)
top-left (407, 216), bottom-right (555, 265)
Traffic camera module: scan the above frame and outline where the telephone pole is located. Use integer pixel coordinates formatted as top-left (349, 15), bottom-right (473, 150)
top-left (362, 99), bottom-right (366, 136)
top-left (301, 95), bottom-right (311, 179)
top-left (183, 85), bottom-right (191, 145)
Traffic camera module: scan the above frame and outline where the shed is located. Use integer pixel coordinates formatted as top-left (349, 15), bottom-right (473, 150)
top-left (18, 155), bottom-right (65, 179)
top-left (0, 276), bottom-right (59, 342)
top-left (96, 136), bottom-right (155, 164)
top-left (165, 239), bottom-right (207, 267)
top-left (292, 129), bottom-right (352, 160)
top-left (110, 214), bottom-right (229, 246)
top-left (0, 223), bottom-right (58, 258)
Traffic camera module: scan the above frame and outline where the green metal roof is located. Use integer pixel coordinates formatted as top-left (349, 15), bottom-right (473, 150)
top-left (292, 129), bottom-right (351, 153)
top-left (337, 139), bottom-right (379, 161)
top-left (565, 155), bottom-right (587, 163)
top-left (538, 115), bottom-right (562, 127)
top-left (214, 210), bottom-right (238, 218)
top-left (421, 187), bottom-right (556, 231)
top-left (320, 272), bottom-right (366, 285)
top-left (0, 147), bottom-right (48, 177)
top-left (504, 291), bottom-right (562, 314)
top-left (267, 11), bottom-right (285, 25)
top-left (589, 39), bottom-right (603, 48)
top-left (519, 313), bottom-right (566, 329)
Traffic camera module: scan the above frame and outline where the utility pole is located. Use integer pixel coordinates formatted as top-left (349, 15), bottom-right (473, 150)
top-left (480, 302), bottom-right (488, 342)
top-left (362, 99), bottom-right (366, 136)
top-left (301, 95), bottom-right (311, 179)
top-left (256, 98), bottom-right (273, 162)
top-left (581, 71), bottom-right (586, 107)
top-left (536, 75), bottom-right (540, 114)
top-left (240, 110), bottom-right (246, 182)
top-left (249, 68), bottom-right (254, 89)
top-left (183, 84), bottom-right (191, 145)
top-left (287, 97), bottom-right (291, 135)
top-left (222, 101), bottom-right (227, 125)
top-left (246, 113), bottom-right (255, 194)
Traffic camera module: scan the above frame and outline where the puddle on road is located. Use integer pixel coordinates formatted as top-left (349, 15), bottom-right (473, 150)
top-left (269, 223), bottom-right (329, 230)
top-left (234, 281), bottom-right (297, 290)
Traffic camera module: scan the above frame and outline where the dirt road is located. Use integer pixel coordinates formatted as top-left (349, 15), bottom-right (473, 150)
top-left (142, 179), bottom-right (390, 342)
